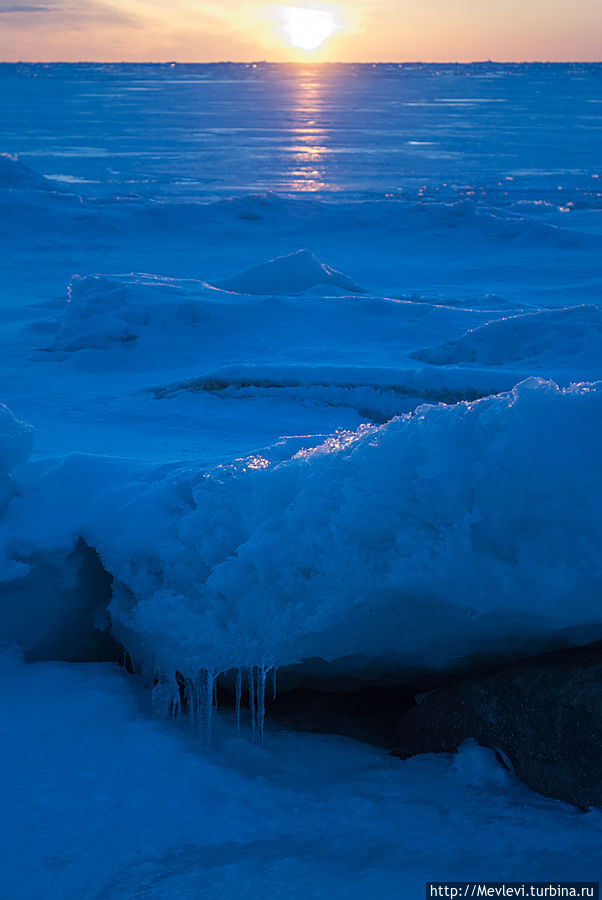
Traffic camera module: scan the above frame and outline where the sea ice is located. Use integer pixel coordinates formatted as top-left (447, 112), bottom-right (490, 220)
top-left (1, 61), bottom-right (602, 895)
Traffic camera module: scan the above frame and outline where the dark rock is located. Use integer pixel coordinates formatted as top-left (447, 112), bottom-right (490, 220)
top-left (268, 686), bottom-right (416, 747)
top-left (392, 642), bottom-right (602, 808)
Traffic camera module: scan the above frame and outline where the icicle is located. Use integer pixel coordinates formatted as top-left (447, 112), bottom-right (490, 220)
top-left (235, 668), bottom-right (242, 739)
top-left (257, 665), bottom-right (266, 748)
top-left (156, 665), bottom-right (275, 748)
top-left (184, 677), bottom-right (198, 733)
top-left (248, 667), bottom-right (256, 739)
top-left (198, 669), bottom-right (214, 747)
top-left (172, 687), bottom-right (181, 719)
top-left (152, 672), bottom-right (181, 720)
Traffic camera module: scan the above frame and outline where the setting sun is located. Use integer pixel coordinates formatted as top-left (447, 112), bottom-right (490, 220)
top-left (278, 6), bottom-right (340, 51)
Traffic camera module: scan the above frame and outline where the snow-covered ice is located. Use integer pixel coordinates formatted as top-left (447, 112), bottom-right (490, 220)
top-left (412, 305), bottom-right (602, 370)
top-left (10, 378), bottom-right (594, 685)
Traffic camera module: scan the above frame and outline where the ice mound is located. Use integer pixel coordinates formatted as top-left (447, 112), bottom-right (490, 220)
top-left (92, 378), bottom-right (602, 693)
top-left (412, 305), bottom-right (602, 368)
top-left (0, 153), bottom-right (53, 191)
top-left (402, 198), bottom-right (559, 244)
top-left (213, 249), bottom-right (365, 295)
top-left (52, 273), bottom-right (206, 351)
top-left (216, 192), bottom-right (285, 221)
top-left (52, 275), bottom-right (144, 350)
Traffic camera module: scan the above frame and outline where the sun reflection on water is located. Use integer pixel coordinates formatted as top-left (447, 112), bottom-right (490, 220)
top-left (282, 71), bottom-right (333, 192)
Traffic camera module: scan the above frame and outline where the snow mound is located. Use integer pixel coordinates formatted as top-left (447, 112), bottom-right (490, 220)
top-left (52, 273), bottom-right (224, 352)
top-left (93, 378), bottom-right (602, 688)
top-left (413, 305), bottom-right (602, 368)
top-left (213, 250), bottom-right (366, 295)
top-left (52, 274), bottom-right (198, 351)
top-left (54, 275), bottom-right (143, 350)
top-left (50, 265), bottom-right (379, 355)
top-left (0, 153), bottom-right (53, 191)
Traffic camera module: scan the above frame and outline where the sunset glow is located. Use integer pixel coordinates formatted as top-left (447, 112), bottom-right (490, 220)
top-left (278, 6), bottom-right (341, 51)
top-left (0, 0), bottom-right (600, 62)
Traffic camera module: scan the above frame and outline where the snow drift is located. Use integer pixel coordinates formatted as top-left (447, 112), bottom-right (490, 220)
top-left (51, 273), bottom-right (209, 351)
top-left (213, 249), bottom-right (366, 295)
top-left (413, 305), bottom-right (602, 370)
top-left (53, 275), bottom-right (149, 350)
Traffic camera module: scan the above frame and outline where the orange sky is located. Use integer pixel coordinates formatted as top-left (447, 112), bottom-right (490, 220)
top-left (0, 0), bottom-right (601, 62)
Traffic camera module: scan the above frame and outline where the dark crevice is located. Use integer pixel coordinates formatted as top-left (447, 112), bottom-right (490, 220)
top-left (151, 375), bottom-right (491, 407)
top-left (206, 680), bottom-right (417, 749)
top-left (14, 538), bottom-right (123, 664)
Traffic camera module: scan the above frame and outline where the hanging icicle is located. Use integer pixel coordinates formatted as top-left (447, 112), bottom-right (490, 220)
top-left (152, 672), bottom-right (181, 720)
top-left (235, 668), bottom-right (242, 739)
top-left (257, 664), bottom-right (267, 747)
top-left (198, 669), bottom-right (214, 747)
top-left (184, 676), bottom-right (198, 733)
top-left (158, 662), bottom-right (276, 748)
top-left (248, 667), bottom-right (256, 738)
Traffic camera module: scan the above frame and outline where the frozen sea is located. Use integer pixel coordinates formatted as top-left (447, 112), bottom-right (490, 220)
top-left (1, 63), bottom-right (602, 897)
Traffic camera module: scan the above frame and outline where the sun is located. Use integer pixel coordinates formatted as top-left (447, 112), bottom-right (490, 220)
top-left (278, 6), bottom-right (340, 51)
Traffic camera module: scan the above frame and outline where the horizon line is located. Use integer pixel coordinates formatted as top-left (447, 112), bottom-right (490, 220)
top-left (1, 58), bottom-right (602, 65)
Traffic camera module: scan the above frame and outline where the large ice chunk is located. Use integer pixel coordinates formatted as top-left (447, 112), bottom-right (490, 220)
top-left (4, 380), bottom-right (602, 686)
top-left (99, 378), bottom-right (602, 681)
top-left (53, 275), bottom-right (144, 350)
